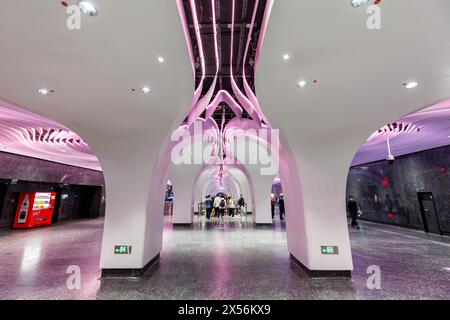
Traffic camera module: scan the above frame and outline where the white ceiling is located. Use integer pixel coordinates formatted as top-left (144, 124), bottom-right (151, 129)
top-left (0, 0), bottom-right (194, 145)
top-left (257, 0), bottom-right (450, 158)
top-left (1, 0), bottom-right (450, 172)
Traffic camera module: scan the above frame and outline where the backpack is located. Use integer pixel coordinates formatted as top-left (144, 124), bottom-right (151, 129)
top-left (220, 199), bottom-right (225, 208)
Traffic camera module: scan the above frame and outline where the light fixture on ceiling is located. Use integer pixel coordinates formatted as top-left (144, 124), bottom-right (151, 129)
top-left (351, 0), bottom-right (370, 7)
top-left (297, 80), bottom-right (308, 88)
top-left (60, 149), bottom-right (68, 153)
top-left (141, 87), bottom-right (151, 94)
top-left (403, 81), bottom-right (418, 89)
top-left (78, 1), bottom-right (98, 16)
top-left (158, 57), bottom-right (165, 63)
top-left (37, 89), bottom-right (53, 95)
top-left (283, 54), bottom-right (290, 61)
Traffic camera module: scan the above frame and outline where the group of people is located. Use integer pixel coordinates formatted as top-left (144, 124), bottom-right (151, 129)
top-left (271, 194), bottom-right (285, 221)
top-left (203, 194), bottom-right (246, 220)
top-left (204, 193), bottom-right (362, 228)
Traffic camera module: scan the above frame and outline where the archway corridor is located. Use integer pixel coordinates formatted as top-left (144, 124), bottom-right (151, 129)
top-left (1, 0), bottom-right (450, 306)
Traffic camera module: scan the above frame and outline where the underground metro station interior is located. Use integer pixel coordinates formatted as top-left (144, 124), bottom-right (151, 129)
top-left (0, 0), bottom-right (450, 302)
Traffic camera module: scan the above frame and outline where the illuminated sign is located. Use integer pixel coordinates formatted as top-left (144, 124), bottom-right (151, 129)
top-left (321, 246), bottom-right (339, 255)
top-left (114, 245), bottom-right (132, 255)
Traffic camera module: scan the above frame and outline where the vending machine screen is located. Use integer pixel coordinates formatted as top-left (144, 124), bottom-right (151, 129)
top-left (32, 193), bottom-right (52, 210)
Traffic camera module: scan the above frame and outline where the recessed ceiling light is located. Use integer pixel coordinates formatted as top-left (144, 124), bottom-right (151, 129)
top-left (37, 89), bottom-right (52, 95)
top-left (78, 1), bottom-right (98, 16)
top-left (158, 57), bottom-right (165, 63)
top-left (141, 87), bottom-right (151, 94)
top-left (283, 54), bottom-right (290, 61)
top-left (297, 80), bottom-right (308, 88)
top-left (60, 149), bottom-right (68, 153)
top-left (404, 81), bottom-right (418, 89)
top-left (351, 0), bottom-right (370, 7)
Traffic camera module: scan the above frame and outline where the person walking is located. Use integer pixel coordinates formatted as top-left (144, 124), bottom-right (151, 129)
top-left (219, 195), bottom-right (226, 221)
top-left (204, 195), bottom-right (213, 220)
top-left (347, 196), bottom-right (360, 229)
top-left (238, 194), bottom-right (245, 215)
top-left (271, 195), bottom-right (276, 219)
top-left (213, 194), bottom-right (222, 220)
top-left (278, 194), bottom-right (285, 221)
top-left (228, 197), bottom-right (236, 218)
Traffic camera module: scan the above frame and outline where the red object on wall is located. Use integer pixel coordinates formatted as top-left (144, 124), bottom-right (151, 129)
top-left (439, 167), bottom-right (448, 174)
top-left (12, 192), bottom-right (57, 229)
top-left (387, 213), bottom-right (394, 220)
top-left (381, 177), bottom-right (390, 187)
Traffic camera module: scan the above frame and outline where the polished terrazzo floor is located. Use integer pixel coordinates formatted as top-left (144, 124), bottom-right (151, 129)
top-left (0, 216), bottom-right (449, 300)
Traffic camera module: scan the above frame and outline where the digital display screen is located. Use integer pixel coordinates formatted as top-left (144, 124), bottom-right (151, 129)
top-left (32, 193), bottom-right (52, 210)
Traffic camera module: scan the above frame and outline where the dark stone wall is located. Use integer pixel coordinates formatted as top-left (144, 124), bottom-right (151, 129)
top-left (0, 151), bottom-right (103, 186)
top-left (0, 152), bottom-right (105, 228)
top-left (347, 145), bottom-right (450, 233)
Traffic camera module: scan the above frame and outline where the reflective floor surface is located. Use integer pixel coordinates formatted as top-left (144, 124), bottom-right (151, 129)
top-left (0, 216), bottom-right (449, 300)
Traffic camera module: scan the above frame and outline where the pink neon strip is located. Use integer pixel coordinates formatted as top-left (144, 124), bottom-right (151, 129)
top-left (254, 0), bottom-right (275, 75)
top-left (176, 0), bottom-right (196, 77)
top-left (205, 90), bottom-right (243, 119)
top-left (241, 0), bottom-right (272, 127)
top-left (186, 0), bottom-right (220, 125)
top-left (229, 0), bottom-right (262, 125)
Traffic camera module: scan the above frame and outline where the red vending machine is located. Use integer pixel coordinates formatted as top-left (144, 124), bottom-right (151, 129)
top-left (13, 192), bottom-right (57, 229)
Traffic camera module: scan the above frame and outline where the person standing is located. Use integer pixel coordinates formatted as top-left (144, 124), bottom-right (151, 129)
top-left (204, 195), bottom-right (213, 220)
top-left (347, 196), bottom-right (360, 229)
top-left (238, 194), bottom-right (245, 215)
top-left (271, 195), bottom-right (276, 219)
top-left (228, 197), bottom-right (236, 218)
top-left (219, 195), bottom-right (226, 221)
top-left (278, 194), bottom-right (285, 221)
top-left (213, 194), bottom-right (222, 220)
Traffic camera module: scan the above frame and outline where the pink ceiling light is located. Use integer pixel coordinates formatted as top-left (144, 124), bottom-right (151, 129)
top-left (174, 0), bottom-right (279, 189)
top-left (0, 100), bottom-right (100, 170)
top-left (353, 99), bottom-right (450, 166)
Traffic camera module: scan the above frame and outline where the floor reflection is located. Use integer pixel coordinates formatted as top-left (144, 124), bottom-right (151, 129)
top-left (1, 216), bottom-right (449, 299)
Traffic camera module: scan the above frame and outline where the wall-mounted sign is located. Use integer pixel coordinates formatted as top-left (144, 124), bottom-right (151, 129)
top-left (321, 246), bottom-right (339, 255)
top-left (114, 245), bottom-right (132, 255)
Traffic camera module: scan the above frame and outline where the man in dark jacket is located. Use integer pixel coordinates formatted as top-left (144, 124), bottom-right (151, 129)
top-left (204, 195), bottom-right (213, 219)
top-left (279, 194), bottom-right (285, 221)
top-left (271, 196), bottom-right (276, 219)
top-left (347, 196), bottom-right (360, 229)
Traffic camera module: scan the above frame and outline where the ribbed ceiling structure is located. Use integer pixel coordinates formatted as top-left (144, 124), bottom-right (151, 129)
top-left (0, 1), bottom-right (449, 173)
top-left (0, 100), bottom-right (99, 170)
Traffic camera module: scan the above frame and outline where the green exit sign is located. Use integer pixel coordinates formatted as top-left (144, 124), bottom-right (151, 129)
top-left (114, 245), bottom-right (132, 255)
top-left (321, 246), bottom-right (339, 255)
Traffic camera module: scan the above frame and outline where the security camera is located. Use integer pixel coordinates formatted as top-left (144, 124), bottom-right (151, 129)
top-left (386, 154), bottom-right (395, 164)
